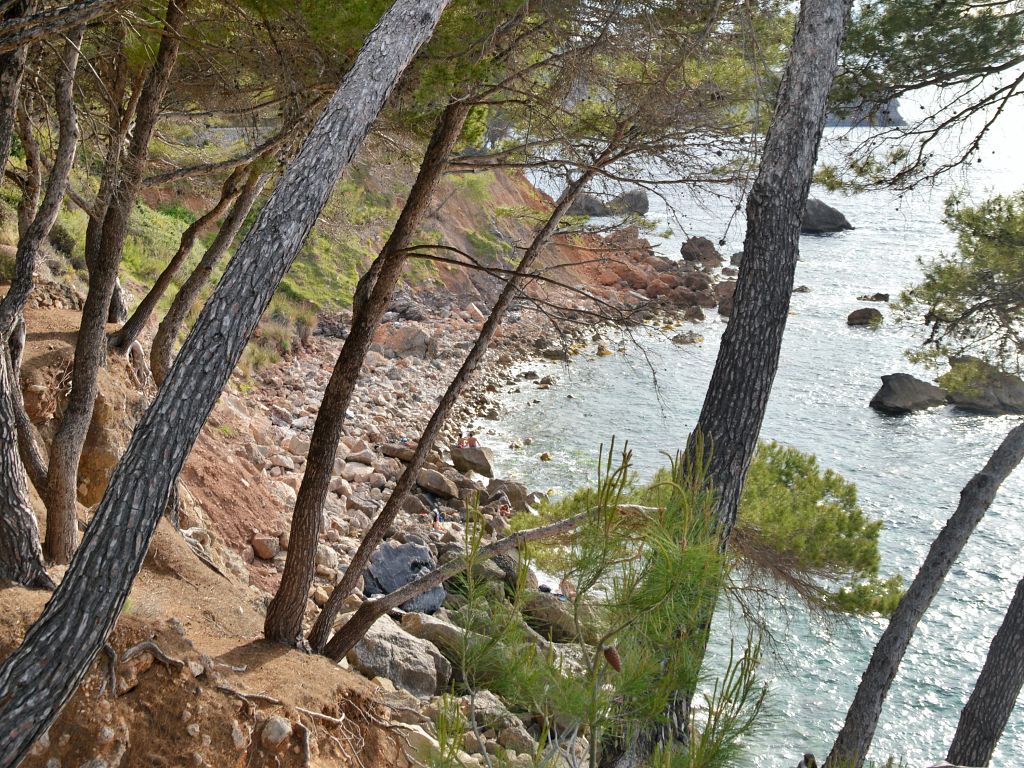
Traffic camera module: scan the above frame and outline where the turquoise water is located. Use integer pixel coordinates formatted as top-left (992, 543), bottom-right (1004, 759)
top-left (477, 127), bottom-right (1024, 766)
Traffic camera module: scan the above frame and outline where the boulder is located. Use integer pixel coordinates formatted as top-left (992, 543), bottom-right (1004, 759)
top-left (869, 374), bottom-right (948, 415)
top-left (857, 292), bottom-right (890, 302)
top-left (679, 236), bottom-right (723, 268)
top-left (341, 461), bottom-right (376, 483)
top-left (401, 611), bottom-right (465, 660)
top-left (417, 468), bottom-right (459, 499)
top-left (486, 478), bottom-right (530, 511)
top-left (450, 445), bottom-right (495, 478)
top-left (251, 535), bottom-right (280, 560)
top-left (802, 198), bottom-right (853, 234)
top-left (347, 617), bottom-right (451, 697)
top-left (372, 324), bottom-right (433, 359)
top-left (567, 193), bottom-right (610, 217)
top-left (491, 551), bottom-right (540, 592)
top-left (847, 307), bottom-right (883, 327)
top-left (364, 541), bottom-right (447, 613)
top-left (716, 279), bottom-right (736, 317)
top-left (607, 188), bottom-right (649, 215)
top-left (260, 716), bottom-right (292, 752)
top-left (943, 357), bottom-right (1024, 415)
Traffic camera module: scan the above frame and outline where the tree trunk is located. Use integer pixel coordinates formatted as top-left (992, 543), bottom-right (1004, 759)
top-left (0, 28), bottom-right (82, 340)
top-left (14, 100), bottom-right (40, 237)
top-left (312, 166), bottom-right (601, 656)
top-left (693, 0), bottom-right (854, 541)
top-left (43, 0), bottom-right (187, 564)
top-left (149, 167), bottom-right (267, 384)
top-left (109, 165), bottom-right (248, 352)
top-left (0, 0), bottom-right (127, 55)
top-left (0, 1), bottom-right (37, 174)
top-left (604, 3), bottom-right (854, 765)
top-left (0, 3), bottom-right (451, 763)
top-left (826, 423), bottom-right (1024, 768)
top-left (0, 349), bottom-right (52, 588)
top-left (264, 99), bottom-right (470, 645)
top-left (947, 574), bottom-right (1024, 767)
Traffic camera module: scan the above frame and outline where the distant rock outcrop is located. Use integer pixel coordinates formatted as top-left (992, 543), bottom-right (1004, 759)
top-left (870, 374), bottom-right (948, 414)
top-left (944, 357), bottom-right (1024, 415)
top-left (826, 97), bottom-right (906, 127)
top-left (608, 188), bottom-right (649, 215)
top-left (567, 193), bottom-right (610, 217)
top-left (803, 198), bottom-right (853, 234)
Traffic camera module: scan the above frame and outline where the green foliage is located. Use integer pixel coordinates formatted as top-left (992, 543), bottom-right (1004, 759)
top-left (896, 190), bottom-right (1024, 373)
top-left (465, 229), bottom-right (511, 263)
top-left (836, 1), bottom-right (1024, 110)
top-left (156, 201), bottom-right (198, 225)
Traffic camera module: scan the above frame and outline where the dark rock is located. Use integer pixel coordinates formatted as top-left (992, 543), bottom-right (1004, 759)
top-left (857, 292), bottom-right (890, 302)
top-left (364, 540), bottom-right (447, 613)
top-left (802, 198), bottom-right (853, 234)
top-left (847, 307), bottom-right (883, 327)
top-left (944, 357), bottom-right (1024, 415)
top-left (450, 445), bottom-right (495, 478)
top-left (607, 188), bottom-right (649, 215)
top-left (794, 285), bottom-right (811, 293)
top-left (869, 373), bottom-right (949, 414)
top-left (716, 280), bottom-right (736, 317)
top-left (671, 331), bottom-right (703, 345)
top-left (567, 193), bottom-right (610, 217)
top-left (730, 251), bottom-right (744, 266)
top-left (522, 592), bottom-right (601, 644)
top-left (679, 236), bottom-right (723, 268)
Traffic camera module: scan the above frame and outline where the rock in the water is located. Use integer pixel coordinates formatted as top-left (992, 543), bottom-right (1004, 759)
top-left (943, 357), bottom-right (1024, 415)
top-left (347, 617), bottom-right (451, 697)
top-left (869, 373), bottom-right (948, 414)
top-left (794, 285), bottom-right (811, 293)
top-left (417, 468), bottom-right (459, 499)
top-left (671, 331), bottom-right (704, 345)
top-left (364, 541), bottom-right (447, 613)
top-left (607, 188), bottom-right (649, 215)
top-left (802, 198), bottom-right (853, 233)
top-left (847, 307), bottom-right (883, 327)
top-left (716, 279), bottom-right (736, 317)
top-left (679, 236), bottom-right (723, 268)
top-left (450, 445), bottom-right (495, 478)
top-left (260, 716), bottom-right (292, 752)
top-left (567, 193), bottom-right (610, 217)
top-left (857, 292), bottom-right (890, 302)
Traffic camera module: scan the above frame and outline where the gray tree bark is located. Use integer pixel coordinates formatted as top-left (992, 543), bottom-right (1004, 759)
top-left (264, 99), bottom-right (470, 646)
top-left (0, 1), bottom-right (37, 174)
top-left (0, 2), bottom-right (451, 764)
top-left (947, 574), bottom-right (1024, 767)
top-left (311, 164), bottom-right (603, 656)
top-left (0, 0), bottom-right (126, 55)
top-left (43, 0), bottom-right (187, 564)
top-left (149, 167), bottom-right (267, 384)
top-left (0, 30), bottom-right (81, 589)
top-left (826, 423), bottom-right (1024, 768)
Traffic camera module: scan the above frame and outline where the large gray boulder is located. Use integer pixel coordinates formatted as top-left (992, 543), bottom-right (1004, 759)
top-left (944, 357), bottom-right (1024, 415)
top-left (371, 323), bottom-right (433, 358)
top-left (870, 374), bottom-right (948, 415)
top-left (803, 198), bottom-right (853, 234)
top-left (364, 541), bottom-right (446, 613)
top-left (522, 592), bottom-right (601, 644)
top-left (347, 617), bottom-right (451, 697)
top-left (450, 445), bottom-right (495, 478)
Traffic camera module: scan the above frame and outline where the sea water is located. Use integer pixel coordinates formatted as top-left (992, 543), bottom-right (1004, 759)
top-left (478, 124), bottom-right (1024, 766)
